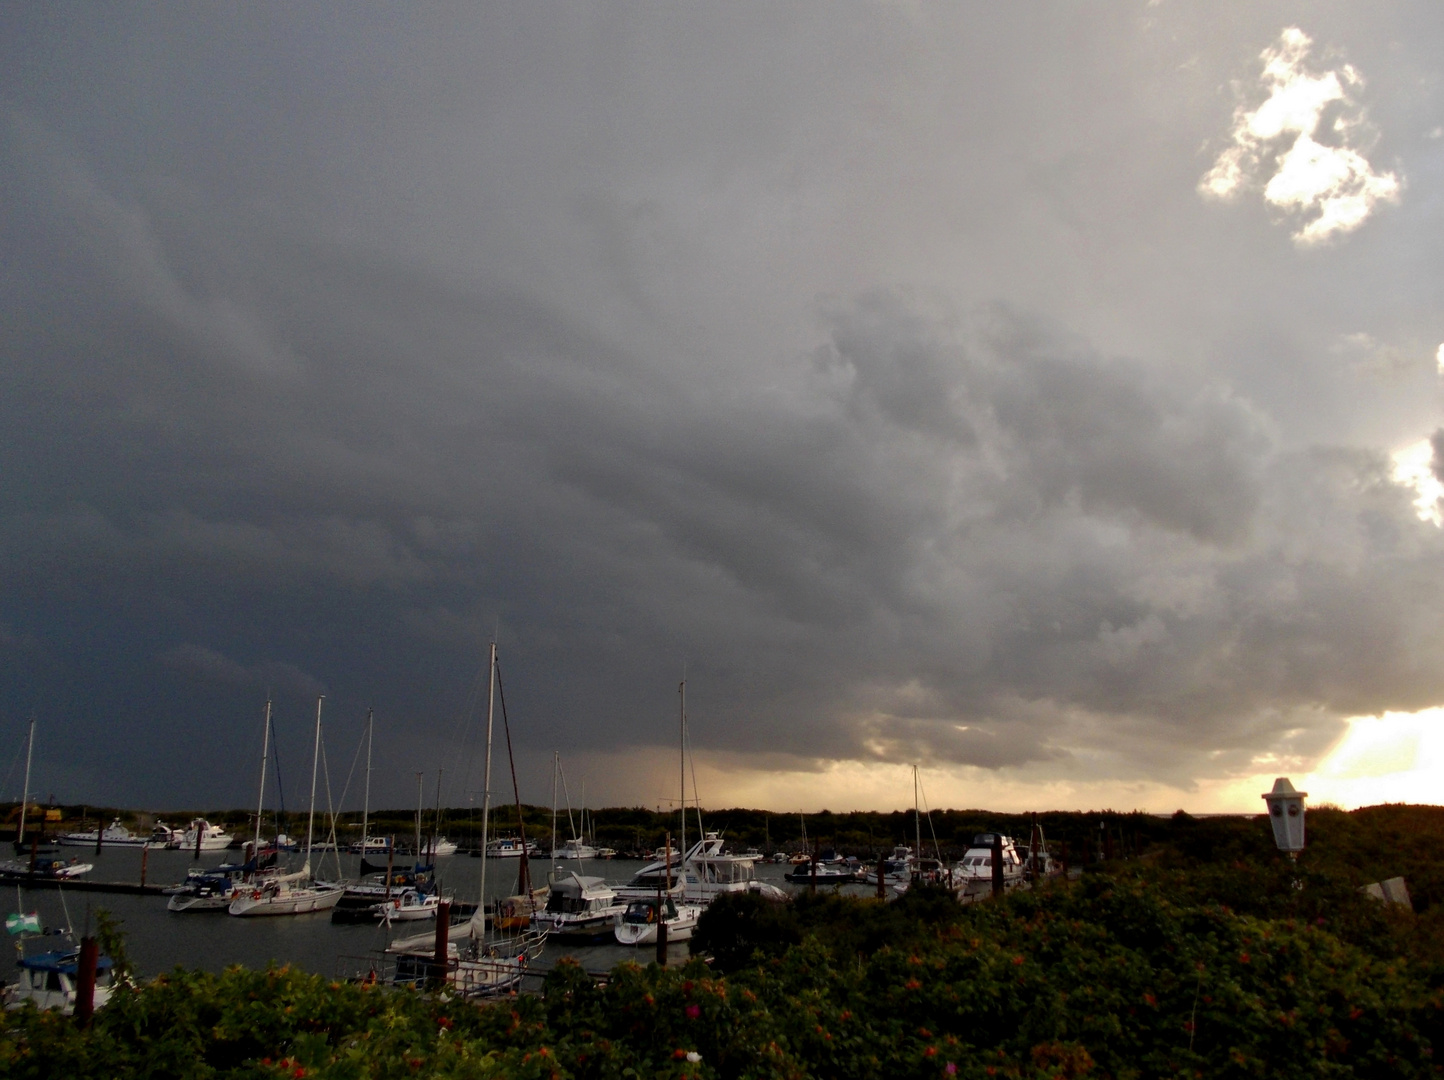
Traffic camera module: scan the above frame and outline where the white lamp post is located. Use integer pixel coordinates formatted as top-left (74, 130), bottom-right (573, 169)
top-left (1262, 777), bottom-right (1306, 857)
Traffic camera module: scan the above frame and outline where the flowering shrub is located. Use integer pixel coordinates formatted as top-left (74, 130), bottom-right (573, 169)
top-left (3, 858), bottom-right (1441, 1077)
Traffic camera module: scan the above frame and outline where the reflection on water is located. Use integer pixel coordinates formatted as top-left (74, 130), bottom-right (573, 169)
top-left (0, 848), bottom-right (850, 989)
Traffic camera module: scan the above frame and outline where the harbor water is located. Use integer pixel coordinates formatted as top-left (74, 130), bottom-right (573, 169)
top-left (2, 847), bottom-right (851, 990)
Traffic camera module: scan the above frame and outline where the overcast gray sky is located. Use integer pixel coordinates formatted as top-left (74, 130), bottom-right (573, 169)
top-left (2, 3), bottom-right (1442, 814)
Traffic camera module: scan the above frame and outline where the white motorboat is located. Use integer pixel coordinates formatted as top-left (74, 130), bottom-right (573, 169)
top-left (3, 943), bottom-right (115, 1015)
top-left (858, 844), bottom-right (915, 888)
top-left (372, 888), bottom-right (446, 923)
top-left (681, 832), bottom-right (788, 900)
top-left (0, 855), bottom-right (93, 879)
top-left (533, 869), bottom-right (624, 940)
top-left (181, 819), bottom-right (233, 853)
top-left (352, 835), bottom-right (392, 855)
top-left (554, 837), bottom-right (599, 860)
top-left (145, 821), bottom-right (185, 849)
top-left (953, 833), bottom-right (1027, 899)
top-left (614, 895), bottom-right (703, 946)
top-left (784, 858), bottom-right (857, 885)
top-left (58, 818), bottom-right (147, 848)
top-left (419, 836), bottom-right (458, 858)
top-left (484, 836), bottom-right (538, 858)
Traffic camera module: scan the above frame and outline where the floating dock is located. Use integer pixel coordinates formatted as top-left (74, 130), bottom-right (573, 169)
top-left (0, 874), bottom-right (164, 895)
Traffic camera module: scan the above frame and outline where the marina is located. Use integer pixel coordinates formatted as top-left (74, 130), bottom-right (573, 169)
top-left (0, 844), bottom-right (865, 987)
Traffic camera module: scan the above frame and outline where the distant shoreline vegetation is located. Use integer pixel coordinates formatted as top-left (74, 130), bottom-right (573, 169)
top-left (4, 803), bottom-right (1276, 859)
top-left (5, 805), bottom-right (1444, 1077)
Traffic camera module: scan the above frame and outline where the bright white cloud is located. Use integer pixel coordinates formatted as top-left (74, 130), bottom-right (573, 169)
top-left (1390, 438), bottom-right (1443, 525)
top-left (1200, 28), bottom-right (1400, 245)
top-left (1436, 343), bottom-right (1444, 374)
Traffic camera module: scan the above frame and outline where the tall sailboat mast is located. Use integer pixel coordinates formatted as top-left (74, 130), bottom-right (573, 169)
top-left (477, 641), bottom-right (497, 935)
top-left (360, 709), bottom-right (373, 853)
top-left (253, 699), bottom-right (272, 854)
top-left (679, 680), bottom-right (686, 867)
top-left (16, 717), bottom-right (34, 851)
top-left (550, 752), bottom-right (559, 862)
top-left (305, 696), bottom-right (324, 874)
top-left (914, 765), bottom-right (922, 859)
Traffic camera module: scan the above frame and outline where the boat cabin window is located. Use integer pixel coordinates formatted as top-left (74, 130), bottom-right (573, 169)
top-left (46, 970), bottom-right (65, 992)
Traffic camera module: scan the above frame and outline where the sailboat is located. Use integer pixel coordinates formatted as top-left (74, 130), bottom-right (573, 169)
top-left (229, 697), bottom-right (344, 916)
top-left (10, 719), bottom-right (56, 856)
top-left (386, 643), bottom-right (546, 994)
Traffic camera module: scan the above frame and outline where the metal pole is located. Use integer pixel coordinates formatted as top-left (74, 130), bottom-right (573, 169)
top-left (414, 773), bottom-right (424, 860)
top-left (254, 699), bottom-right (272, 855)
top-left (478, 642), bottom-right (496, 939)
top-left (433, 899), bottom-right (451, 988)
top-left (360, 708), bottom-right (373, 857)
top-left (991, 834), bottom-right (1003, 898)
top-left (679, 681), bottom-right (686, 884)
top-left (305, 696), bottom-right (324, 873)
top-left (16, 717), bottom-right (34, 852)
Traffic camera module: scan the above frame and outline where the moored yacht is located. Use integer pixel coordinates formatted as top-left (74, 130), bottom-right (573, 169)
top-left (952, 833), bottom-right (1027, 899)
top-left (613, 894), bottom-right (703, 946)
top-left (533, 868), bottom-right (624, 941)
top-left (3, 945), bottom-right (114, 1015)
top-left (181, 819), bottom-right (234, 853)
top-left (58, 818), bottom-right (147, 848)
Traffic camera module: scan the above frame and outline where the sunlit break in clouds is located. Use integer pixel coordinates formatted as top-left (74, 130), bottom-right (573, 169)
top-left (2, 7), bottom-right (1443, 814)
top-left (1200, 28), bottom-right (1401, 245)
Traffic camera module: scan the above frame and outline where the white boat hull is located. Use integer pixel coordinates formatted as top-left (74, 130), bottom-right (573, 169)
top-left (167, 893), bottom-right (231, 913)
top-left (229, 885), bottom-right (344, 916)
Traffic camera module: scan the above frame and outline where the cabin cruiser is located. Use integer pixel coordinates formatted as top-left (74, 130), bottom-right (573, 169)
top-left (3, 943), bottom-right (114, 1015)
top-left (484, 837), bottom-right (538, 858)
top-left (145, 821), bottom-right (185, 849)
top-left (352, 835), bottom-right (392, 855)
top-left (372, 888), bottom-right (447, 923)
top-left (613, 894), bottom-right (703, 946)
top-left (784, 858), bottom-right (857, 885)
top-left (532, 869), bottom-right (624, 941)
top-left (952, 834), bottom-right (1027, 899)
top-left (58, 818), bottom-right (147, 848)
top-left (419, 837), bottom-right (458, 858)
top-left (680, 833), bottom-right (787, 900)
top-left (554, 838), bottom-right (599, 860)
top-left (180, 819), bottom-right (234, 853)
top-left (858, 844), bottom-right (915, 888)
top-left (618, 837), bottom-right (707, 894)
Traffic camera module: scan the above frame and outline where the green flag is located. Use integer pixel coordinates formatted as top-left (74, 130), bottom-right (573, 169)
top-left (5, 912), bottom-right (41, 936)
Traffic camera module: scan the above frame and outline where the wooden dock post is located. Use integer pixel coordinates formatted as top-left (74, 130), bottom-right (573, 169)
top-left (75, 937), bottom-right (98, 1026)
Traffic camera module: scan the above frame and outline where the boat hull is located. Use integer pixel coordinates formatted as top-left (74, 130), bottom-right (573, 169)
top-left (229, 886), bottom-right (344, 916)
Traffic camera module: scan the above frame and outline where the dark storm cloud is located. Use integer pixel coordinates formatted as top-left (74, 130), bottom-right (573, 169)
top-left (1, 3), bottom-right (1442, 807)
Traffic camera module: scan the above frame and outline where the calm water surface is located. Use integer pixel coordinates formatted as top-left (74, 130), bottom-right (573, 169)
top-left (2, 847), bottom-right (853, 990)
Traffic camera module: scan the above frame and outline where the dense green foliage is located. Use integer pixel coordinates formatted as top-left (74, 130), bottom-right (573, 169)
top-left (5, 805), bottom-right (1443, 1077)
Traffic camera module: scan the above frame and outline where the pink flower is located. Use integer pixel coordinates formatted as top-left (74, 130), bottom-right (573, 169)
top-left (945, 1064), bottom-right (957, 1076)
top-left (685, 1003), bottom-right (701, 1019)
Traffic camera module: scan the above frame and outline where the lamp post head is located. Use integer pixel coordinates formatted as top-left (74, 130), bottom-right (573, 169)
top-left (1262, 777), bottom-right (1307, 855)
